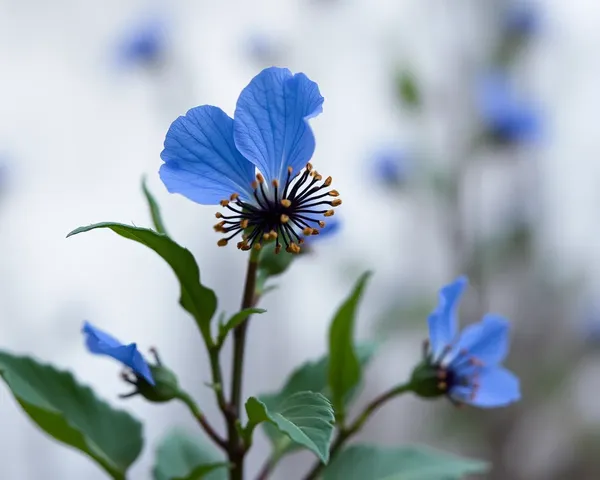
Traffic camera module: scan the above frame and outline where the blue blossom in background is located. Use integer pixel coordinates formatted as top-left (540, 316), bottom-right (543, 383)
top-left (160, 67), bottom-right (341, 254)
top-left (244, 32), bottom-right (282, 64)
top-left (116, 16), bottom-right (167, 69)
top-left (415, 276), bottom-right (520, 408)
top-left (477, 72), bottom-right (541, 145)
top-left (505, 3), bottom-right (540, 37)
top-left (82, 321), bottom-right (154, 385)
top-left (372, 147), bottom-right (410, 188)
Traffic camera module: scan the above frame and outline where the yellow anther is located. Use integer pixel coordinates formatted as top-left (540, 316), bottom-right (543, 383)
top-left (217, 239), bottom-right (228, 247)
top-left (269, 230), bottom-right (278, 239)
top-left (324, 210), bottom-right (335, 217)
top-left (324, 176), bottom-right (332, 187)
top-left (331, 199), bottom-right (342, 206)
top-left (311, 228), bottom-right (320, 235)
top-left (319, 221), bottom-right (326, 228)
top-left (280, 214), bottom-right (289, 223)
top-left (213, 221), bottom-right (226, 232)
top-left (329, 190), bottom-right (339, 197)
top-left (220, 199), bottom-right (229, 207)
top-left (240, 244), bottom-right (251, 251)
top-left (215, 212), bottom-right (223, 218)
top-left (254, 243), bottom-right (262, 251)
top-left (298, 238), bottom-right (305, 245)
top-left (287, 166), bottom-right (293, 174)
top-left (272, 179), bottom-right (279, 188)
top-left (236, 241), bottom-right (246, 249)
top-left (256, 173), bottom-right (264, 183)
top-left (306, 162), bottom-right (313, 171)
top-left (303, 227), bottom-right (313, 236)
top-left (251, 180), bottom-right (258, 190)
top-left (281, 199), bottom-right (292, 208)
top-left (240, 219), bottom-right (249, 229)
top-left (286, 243), bottom-right (301, 254)
top-left (314, 173), bottom-right (322, 181)
top-left (274, 244), bottom-right (282, 254)
top-left (263, 233), bottom-right (271, 240)
top-left (230, 193), bottom-right (239, 201)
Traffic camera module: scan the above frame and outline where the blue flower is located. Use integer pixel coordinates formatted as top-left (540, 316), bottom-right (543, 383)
top-left (421, 276), bottom-right (520, 408)
top-left (477, 72), bottom-right (541, 144)
top-left (116, 17), bottom-right (166, 68)
top-left (160, 67), bottom-right (340, 254)
top-left (372, 147), bottom-right (410, 187)
top-left (82, 322), bottom-right (154, 385)
top-left (505, 4), bottom-right (539, 37)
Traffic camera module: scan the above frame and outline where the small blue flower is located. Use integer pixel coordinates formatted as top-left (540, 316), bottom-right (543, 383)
top-left (82, 321), bottom-right (154, 385)
top-left (160, 67), bottom-right (340, 254)
top-left (244, 32), bottom-right (282, 64)
top-left (505, 3), bottom-right (539, 37)
top-left (422, 276), bottom-right (520, 408)
top-left (477, 72), bottom-right (541, 144)
top-left (116, 17), bottom-right (166, 68)
top-left (372, 147), bottom-right (410, 187)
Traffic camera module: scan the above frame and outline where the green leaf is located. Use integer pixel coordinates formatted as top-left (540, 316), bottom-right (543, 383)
top-left (142, 176), bottom-right (168, 235)
top-left (258, 343), bottom-right (376, 455)
top-left (245, 392), bottom-right (334, 464)
top-left (328, 271), bottom-right (371, 422)
top-left (395, 70), bottom-right (421, 109)
top-left (0, 351), bottom-right (143, 479)
top-left (322, 444), bottom-right (489, 480)
top-left (217, 308), bottom-right (266, 346)
top-left (67, 223), bottom-right (217, 343)
top-left (153, 429), bottom-right (228, 480)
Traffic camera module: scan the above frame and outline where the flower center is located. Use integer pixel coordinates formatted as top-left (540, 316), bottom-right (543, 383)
top-left (213, 162), bottom-right (341, 253)
top-left (435, 349), bottom-right (484, 401)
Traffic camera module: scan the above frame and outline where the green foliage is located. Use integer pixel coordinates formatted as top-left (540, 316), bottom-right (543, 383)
top-left (396, 70), bottom-right (421, 109)
top-left (328, 271), bottom-right (372, 422)
top-left (258, 343), bottom-right (376, 456)
top-left (153, 430), bottom-right (228, 480)
top-left (0, 351), bottom-right (143, 479)
top-left (244, 392), bottom-right (335, 464)
top-left (322, 444), bottom-right (489, 480)
top-left (216, 308), bottom-right (266, 347)
top-left (141, 176), bottom-right (168, 235)
top-left (67, 223), bottom-right (217, 344)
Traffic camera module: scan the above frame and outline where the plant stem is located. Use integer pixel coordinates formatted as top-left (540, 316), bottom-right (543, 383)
top-left (228, 252), bottom-right (260, 480)
top-left (177, 391), bottom-right (228, 450)
top-left (255, 450), bottom-right (284, 480)
top-left (302, 382), bottom-right (413, 480)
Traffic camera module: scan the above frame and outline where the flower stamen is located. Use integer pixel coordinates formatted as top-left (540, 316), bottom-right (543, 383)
top-left (213, 163), bottom-right (341, 252)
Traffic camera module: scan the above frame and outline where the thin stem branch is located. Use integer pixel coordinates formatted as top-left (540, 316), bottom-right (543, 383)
top-left (177, 392), bottom-right (228, 450)
top-left (302, 382), bottom-right (413, 480)
top-left (228, 252), bottom-right (260, 480)
top-left (255, 451), bottom-right (283, 480)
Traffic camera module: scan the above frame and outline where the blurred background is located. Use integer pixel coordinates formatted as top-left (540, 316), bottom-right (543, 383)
top-left (1, 0), bottom-right (599, 478)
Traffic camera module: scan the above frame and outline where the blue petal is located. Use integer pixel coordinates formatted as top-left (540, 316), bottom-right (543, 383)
top-left (82, 322), bottom-right (154, 385)
top-left (463, 366), bottom-right (520, 408)
top-left (427, 276), bottom-right (468, 359)
top-left (451, 314), bottom-right (510, 366)
top-left (233, 67), bottom-right (324, 185)
top-left (160, 105), bottom-right (256, 205)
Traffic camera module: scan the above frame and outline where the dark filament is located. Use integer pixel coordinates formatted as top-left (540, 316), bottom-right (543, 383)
top-left (214, 163), bottom-right (341, 254)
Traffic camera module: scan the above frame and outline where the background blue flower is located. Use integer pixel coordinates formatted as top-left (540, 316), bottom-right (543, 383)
top-left (82, 322), bottom-right (154, 385)
top-left (116, 16), bottom-right (167, 69)
top-left (372, 147), bottom-right (410, 188)
top-left (477, 72), bottom-right (541, 144)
